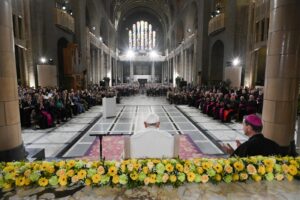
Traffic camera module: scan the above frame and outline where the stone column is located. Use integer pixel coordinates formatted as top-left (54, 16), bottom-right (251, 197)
top-left (100, 49), bottom-right (104, 80)
top-left (97, 49), bottom-right (101, 84)
top-left (0, 0), bottom-right (25, 161)
top-left (262, 0), bottom-right (300, 149)
top-left (130, 61), bottom-right (133, 83)
top-left (151, 62), bottom-right (155, 83)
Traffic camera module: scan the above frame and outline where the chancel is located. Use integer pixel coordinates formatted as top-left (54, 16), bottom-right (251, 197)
top-left (0, 0), bottom-right (300, 199)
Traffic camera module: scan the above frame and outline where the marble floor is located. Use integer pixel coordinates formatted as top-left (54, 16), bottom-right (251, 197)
top-left (22, 95), bottom-right (252, 159)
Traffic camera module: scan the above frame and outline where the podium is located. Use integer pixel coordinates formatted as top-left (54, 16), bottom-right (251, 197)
top-left (103, 97), bottom-right (116, 118)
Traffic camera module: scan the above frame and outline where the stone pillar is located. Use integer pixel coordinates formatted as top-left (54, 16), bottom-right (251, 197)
top-left (151, 62), bottom-right (155, 83)
top-left (0, 0), bottom-right (25, 161)
top-left (130, 61), bottom-right (133, 83)
top-left (97, 49), bottom-right (101, 84)
top-left (262, 0), bottom-right (300, 149)
top-left (101, 49), bottom-right (104, 80)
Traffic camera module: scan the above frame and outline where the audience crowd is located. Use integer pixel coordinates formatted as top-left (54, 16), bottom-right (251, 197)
top-left (167, 85), bottom-right (263, 123)
top-left (19, 85), bottom-right (122, 129)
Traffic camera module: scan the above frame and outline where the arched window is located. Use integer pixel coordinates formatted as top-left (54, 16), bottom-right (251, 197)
top-left (128, 20), bottom-right (156, 51)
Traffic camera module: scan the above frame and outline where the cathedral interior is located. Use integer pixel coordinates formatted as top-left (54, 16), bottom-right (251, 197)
top-left (0, 0), bottom-right (300, 198)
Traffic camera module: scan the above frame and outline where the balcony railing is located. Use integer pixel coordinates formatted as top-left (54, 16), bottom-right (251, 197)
top-left (55, 8), bottom-right (75, 33)
top-left (208, 13), bottom-right (225, 35)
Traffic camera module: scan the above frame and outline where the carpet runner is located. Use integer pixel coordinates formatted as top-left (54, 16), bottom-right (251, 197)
top-left (82, 135), bottom-right (204, 160)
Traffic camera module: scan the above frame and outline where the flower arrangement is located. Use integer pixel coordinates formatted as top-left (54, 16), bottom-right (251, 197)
top-left (0, 156), bottom-right (299, 190)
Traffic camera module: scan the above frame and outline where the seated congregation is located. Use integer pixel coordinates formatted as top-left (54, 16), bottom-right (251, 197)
top-left (168, 85), bottom-right (263, 123)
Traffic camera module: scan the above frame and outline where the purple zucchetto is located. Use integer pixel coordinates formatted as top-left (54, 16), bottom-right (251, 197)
top-left (244, 114), bottom-right (262, 127)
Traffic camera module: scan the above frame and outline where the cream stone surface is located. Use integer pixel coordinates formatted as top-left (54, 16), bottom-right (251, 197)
top-left (0, 124), bottom-right (22, 151)
top-left (0, 26), bottom-right (14, 51)
top-left (263, 121), bottom-right (294, 146)
top-left (4, 100), bottom-right (20, 125)
top-left (265, 55), bottom-right (298, 79)
top-left (0, 78), bottom-right (18, 102)
top-left (0, 52), bottom-right (15, 77)
top-left (2, 181), bottom-right (300, 200)
top-left (0, 102), bottom-right (5, 126)
top-left (262, 0), bottom-right (300, 146)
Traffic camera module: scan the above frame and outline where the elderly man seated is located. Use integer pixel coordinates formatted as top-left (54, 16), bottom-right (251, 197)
top-left (124, 113), bottom-right (179, 159)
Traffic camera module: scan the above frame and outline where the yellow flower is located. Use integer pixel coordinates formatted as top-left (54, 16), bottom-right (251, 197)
top-left (120, 164), bottom-right (126, 173)
top-left (24, 178), bottom-right (31, 186)
top-left (252, 174), bottom-right (261, 182)
top-left (144, 177), bottom-right (150, 185)
top-left (33, 164), bottom-right (40, 171)
top-left (165, 163), bottom-right (174, 172)
top-left (249, 157), bottom-right (258, 164)
top-left (67, 170), bottom-right (75, 177)
top-left (112, 175), bottom-right (119, 184)
top-left (58, 175), bottom-right (68, 186)
top-left (197, 167), bottom-right (204, 174)
top-left (108, 166), bottom-right (117, 176)
top-left (232, 173), bottom-right (239, 181)
top-left (288, 165), bottom-right (298, 176)
top-left (97, 166), bottom-right (105, 175)
top-left (67, 160), bottom-right (76, 168)
top-left (71, 175), bottom-right (79, 183)
top-left (275, 173), bottom-right (284, 181)
top-left (286, 174), bottom-right (294, 181)
top-left (263, 158), bottom-right (275, 168)
top-left (239, 173), bottom-right (248, 180)
top-left (162, 173), bottom-right (169, 183)
top-left (149, 174), bottom-right (156, 183)
top-left (289, 160), bottom-right (299, 167)
top-left (201, 175), bottom-right (209, 183)
top-left (57, 160), bottom-right (66, 168)
top-left (92, 174), bottom-right (101, 184)
top-left (15, 176), bottom-right (26, 187)
top-left (47, 166), bottom-right (55, 174)
top-left (202, 161), bottom-right (212, 170)
top-left (77, 169), bottom-right (87, 180)
top-left (130, 172), bottom-right (138, 180)
top-left (3, 183), bottom-right (12, 190)
top-left (176, 164), bottom-right (184, 172)
top-left (213, 163), bottom-right (223, 173)
top-left (133, 163), bottom-right (140, 171)
top-left (233, 161), bottom-right (245, 172)
top-left (184, 165), bottom-right (190, 174)
top-left (41, 163), bottom-right (49, 171)
top-left (143, 166), bottom-right (149, 174)
top-left (152, 159), bottom-right (161, 164)
top-left (24, 169), bottom-right (32, 177)
top-left (170, 175), bottom-right (177, 182)
top-left (38, 177), bottom-right (49, 187)
top-left (215, 174), bottom-right (222, 182)
top-left (85, 178), bottom-right (92, 186)
top-left (246, 164), bottom-right (257, 175)
top-left (258, 165), bottom-right (266, 175)
top-left (266, 166), bottom-right (273, 173)
top-left (282, 164), bottom-right (289, 174)
top-left (187, 172), bottom-right (196, 182)
top-left (224, 165), bottom-right (233, 174)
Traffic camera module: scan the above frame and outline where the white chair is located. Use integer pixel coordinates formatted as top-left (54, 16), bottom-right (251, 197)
top-left (124, 132), bottom-right (180, 159)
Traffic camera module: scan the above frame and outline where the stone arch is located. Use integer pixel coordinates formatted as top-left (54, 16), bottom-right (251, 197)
top-left (210, 40), bottom-right (224, 84)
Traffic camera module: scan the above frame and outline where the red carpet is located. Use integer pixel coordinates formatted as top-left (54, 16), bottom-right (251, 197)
top-left (81, 135), bottom-right (204, 160)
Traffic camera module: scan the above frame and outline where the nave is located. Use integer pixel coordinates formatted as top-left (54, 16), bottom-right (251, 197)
top-left (22, 95), bottom-right (248, 160)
